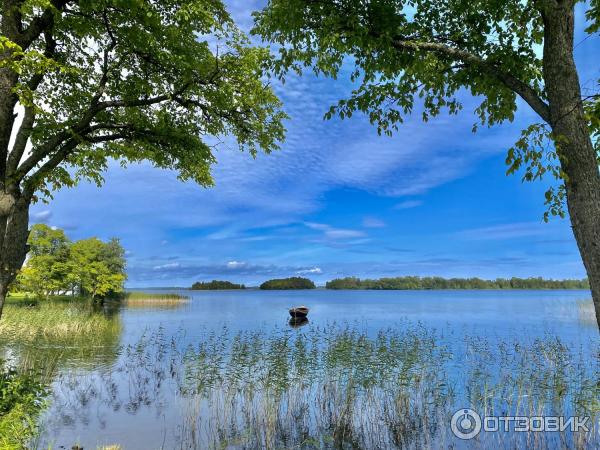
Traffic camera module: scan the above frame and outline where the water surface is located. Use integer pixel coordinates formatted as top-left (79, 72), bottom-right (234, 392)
top-left (3, 289), bottom-right (598, 449)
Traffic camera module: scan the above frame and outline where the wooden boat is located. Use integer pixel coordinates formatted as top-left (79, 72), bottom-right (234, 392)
top-left (289, 305), bottom-right (309, 318)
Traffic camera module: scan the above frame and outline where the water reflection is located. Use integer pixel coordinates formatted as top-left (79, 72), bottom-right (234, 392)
top-left (0, 301), bottom-right (122, 373)
top-left (0, 290), bottom-right (597, 449)
top-left (35, 324), bottom-right (599, 450)
top-left (289, 317), bottom-right (309, 328)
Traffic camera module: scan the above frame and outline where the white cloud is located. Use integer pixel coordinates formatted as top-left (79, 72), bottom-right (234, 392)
top-left (304, 222), bottom-right (366, 240)
top-left (226, 260), bottom-right (247, 269)
top-left (296, 267), bottom-right (322, 274)
top-left (394, 200), bottom-right (423, 210)
top-left (153, 262), bottom-right (180, 270)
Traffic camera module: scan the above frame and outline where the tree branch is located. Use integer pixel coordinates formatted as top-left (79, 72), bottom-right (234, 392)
top-left (390, 39), bottom-right (552, 123)
top-left (5, 105), bottom-right (35, 181)
top-left (21, 130), bottom-right (135, 199)
top-left (22, 138), bottom-right (79, 199)
top-left (5, 30), bottom-right (58, 182)
top-left (17, 0), bottom-right (73, 49)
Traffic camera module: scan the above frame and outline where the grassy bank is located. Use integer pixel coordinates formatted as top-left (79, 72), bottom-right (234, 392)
top-left (0, 300), bottom-right (120, 342)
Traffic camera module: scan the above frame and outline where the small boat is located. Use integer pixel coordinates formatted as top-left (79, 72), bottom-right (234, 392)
top-left (289, 305), bottom-right (309, 318)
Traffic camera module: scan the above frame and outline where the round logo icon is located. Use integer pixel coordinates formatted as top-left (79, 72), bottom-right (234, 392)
top-left (451, 408), bottom-right (482, 440)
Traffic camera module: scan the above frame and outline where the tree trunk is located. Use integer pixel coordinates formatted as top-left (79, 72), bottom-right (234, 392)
top-left (0, 192), bottom-right (31, 319)
top-left (543, 4), bottom-right (600, 329)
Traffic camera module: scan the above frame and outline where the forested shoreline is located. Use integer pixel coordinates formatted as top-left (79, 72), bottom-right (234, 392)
top-left (325, 276), bottom-right (590, 290)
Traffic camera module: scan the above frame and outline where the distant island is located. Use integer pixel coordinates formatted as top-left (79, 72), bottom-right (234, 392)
top-left (325, 276), bottom-right (590, 290)
top-left (192, 280), bottom-right (246, 290)
top-left (260, 277), bottom-right (316, 290)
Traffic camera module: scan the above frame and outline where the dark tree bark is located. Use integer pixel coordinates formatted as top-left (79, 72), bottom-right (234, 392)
top-left (542, 2), bottom-right (600, 328)
top-left (0, 192), bottom-right (30, 318)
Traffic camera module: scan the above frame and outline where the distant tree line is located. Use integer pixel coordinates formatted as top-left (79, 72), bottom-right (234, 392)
top-left (192, 280), bottom-right (246, 290)
top-left (11, 224), bottom-right (126, 300)
top-left (260, 277), bottom-right (316, 290)
top-left (325, 276), bottom-right (590, 290)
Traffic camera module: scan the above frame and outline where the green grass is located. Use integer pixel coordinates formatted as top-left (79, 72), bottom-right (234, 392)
top-left (5, 292), bottom-right (36, 302)
top-left (0, 300), bottom-right (120, 342)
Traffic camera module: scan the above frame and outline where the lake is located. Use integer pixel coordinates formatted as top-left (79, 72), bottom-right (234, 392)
top-left (3, 289), bottom-right (599, 449)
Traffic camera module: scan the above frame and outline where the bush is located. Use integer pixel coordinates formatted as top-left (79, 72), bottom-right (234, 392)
top-left (0, 362), bottom-right (48, 449)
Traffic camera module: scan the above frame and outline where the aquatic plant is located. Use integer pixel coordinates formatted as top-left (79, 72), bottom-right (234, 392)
top-left (35, 325), bottom-right (599, 449)
top-left (124, 292), bottom-right (190, 308)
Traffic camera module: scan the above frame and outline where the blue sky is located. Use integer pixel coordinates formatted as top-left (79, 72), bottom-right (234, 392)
top-left (30, 1), bottom-right (599, 287)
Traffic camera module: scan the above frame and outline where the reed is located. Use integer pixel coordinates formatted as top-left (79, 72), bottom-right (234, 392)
top-left (124, 291), bottom-right (190, 308)
top-left (576, 299), bottom-right (596, 326)
top-left (0, 300), bottom-right (120, 342)
top-left (38, 325), bottom-right (599, 450)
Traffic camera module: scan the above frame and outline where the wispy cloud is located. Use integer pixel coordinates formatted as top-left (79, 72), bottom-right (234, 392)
top-left (362, 217), bottom-right (386, 228)
top-left (394, 200), bottom-right (423, 210)
top-left (31, 210), bottom-right (52, 223)
top-left (153, 262), bottom-right (180, 271)
top-left (226, 260), bottom-right (247, 269)
top-left (296, 267), bottom-right (322, 275)
top-left (456, 222), bottom-right (551, 241)
top-left (132, 260), bottom-right (325, 284)
top-left (305, 222), bottom-right (366, 240)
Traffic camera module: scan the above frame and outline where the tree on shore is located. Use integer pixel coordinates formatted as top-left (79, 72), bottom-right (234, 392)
top-left (0, 1), bottom-right (286, 318)
top-left (16, 223), bottom-right (70, 298)
top-left (253, 0), bottom-right (600, 327)
top-left (16, 224), bottom-right (126, 300)
top-left (70, 238), bottom-right (126, 301)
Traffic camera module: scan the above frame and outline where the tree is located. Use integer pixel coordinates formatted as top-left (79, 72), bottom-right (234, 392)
top-left (16, 223), bottom-right (71, 297)
top-left (70, 238), bottom-right (125, 300)
top-left (253, 0), bottom-right (600, 327)
top-left (0, 0), bottom-right (286, 318)
top-left (15, 226), bottom-right (126, 299)
top-left (101, 237), bottom-right (126, 276)
top-left (27, 223), bottom-right (69, 258)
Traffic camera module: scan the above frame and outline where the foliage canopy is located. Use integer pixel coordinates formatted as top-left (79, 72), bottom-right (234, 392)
top-left (16, 224), bottom-right (126, 299)
top-left (1, 0), bottom-right (286, 200)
